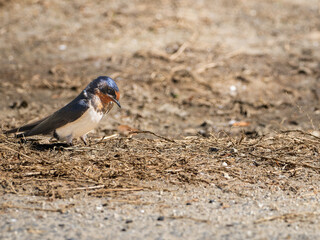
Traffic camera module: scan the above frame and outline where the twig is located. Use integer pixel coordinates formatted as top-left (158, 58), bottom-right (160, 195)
top-left (195, 49), bottom-right (244, 73)
top-left (103, 187), bottom-right (144, 192)
top-left (96, 133), bottom-right (119, 144)
top-left (254, 212), bottom-right (319, 224)
top-left (169, 32), bottom-right (198, 61)
top-left (130, 130), bottom-right (176, 143)
top-left (23, 172), bottom-right (42, 177)
top-left (21, 177), bottom-right (98, 184)
top-left (70, 166), bottom-right (100, 182)
top-left (64, 184), bottom-right (106, 191)
top-left (169, 215), bottom-right (210, 223)
top-left (195, 62), bottom-right (222, 74)
top-left (107, 199), bottom-right (159, 205)
top-left (88, 187), bottom-right (144, 194)
top-left (0, 203), bottom-right (74, 214)
top-left (281, 130), bottom-right (320, 141)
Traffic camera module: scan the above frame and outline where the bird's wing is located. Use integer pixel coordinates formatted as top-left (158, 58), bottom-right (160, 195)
top-left (22, 98), bottom-right (89, 137)
top-left (5, 117), bottom-right (49, 134)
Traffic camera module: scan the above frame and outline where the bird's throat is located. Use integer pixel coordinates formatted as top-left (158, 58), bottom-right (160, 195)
top-left (95, 92), bottom-right (114, 113)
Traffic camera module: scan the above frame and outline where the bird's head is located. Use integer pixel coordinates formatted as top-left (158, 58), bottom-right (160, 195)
top-left (87, 76), bottom-right (121, 109)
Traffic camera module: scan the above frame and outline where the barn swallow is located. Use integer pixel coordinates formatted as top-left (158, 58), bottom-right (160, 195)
top-left (5, 76), bottom-right (121, 145)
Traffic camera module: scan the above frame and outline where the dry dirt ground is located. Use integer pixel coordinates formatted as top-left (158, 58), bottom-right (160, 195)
top-left (1, 0), bottom-right (320, 239)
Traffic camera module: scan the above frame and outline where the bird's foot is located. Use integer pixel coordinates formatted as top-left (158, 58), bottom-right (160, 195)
top-left (66, 134), bottom-right (74, 146)
top-left (80, 135), bottom-right (87, 145)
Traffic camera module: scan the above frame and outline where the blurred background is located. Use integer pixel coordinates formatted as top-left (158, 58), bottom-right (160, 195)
top-left (1, 0), bottom-right (320, 138)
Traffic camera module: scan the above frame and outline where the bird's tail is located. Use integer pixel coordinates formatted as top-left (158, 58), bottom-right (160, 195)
top-left (4, 117), bottom-right (48, 136)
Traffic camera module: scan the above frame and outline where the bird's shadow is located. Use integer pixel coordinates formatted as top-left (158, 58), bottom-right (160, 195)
top-left (29, 141), bottom-right (70, 151)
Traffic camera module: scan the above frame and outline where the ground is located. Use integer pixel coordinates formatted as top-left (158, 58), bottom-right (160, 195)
top-left (1, 0), bottom-right (320, 239)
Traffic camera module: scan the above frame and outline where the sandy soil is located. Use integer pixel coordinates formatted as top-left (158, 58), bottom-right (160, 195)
top-left (1, 0), bottom-right (320, 239)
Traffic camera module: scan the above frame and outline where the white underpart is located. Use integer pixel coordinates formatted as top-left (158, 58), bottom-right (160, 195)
top-left (55, 106), bottom-right (104, 142)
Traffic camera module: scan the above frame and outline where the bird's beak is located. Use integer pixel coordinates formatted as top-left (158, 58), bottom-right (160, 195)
top-left (109, 96), bottom-right (121, 108)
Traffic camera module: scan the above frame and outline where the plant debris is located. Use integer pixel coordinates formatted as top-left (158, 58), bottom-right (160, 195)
top-left (1, 130), bottom-right (320, 198)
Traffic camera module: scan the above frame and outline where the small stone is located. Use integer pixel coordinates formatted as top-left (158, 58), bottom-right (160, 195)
top-left (198, 129), bottom-right (210, 137)
top-left (96, 205), bottom-right (103, 211)
top-left (208, 147), bottom-right (219, 153)
top-left (228, 119), bottom-right (237, 126)
top-left (19, 100), bottom-right (28, 108)
top-left (59, 44), bottom-right (67, 51)
top-left (223, 172), bottom-right (231, 179)
top-left (230, 148), bottom-right (238, 153)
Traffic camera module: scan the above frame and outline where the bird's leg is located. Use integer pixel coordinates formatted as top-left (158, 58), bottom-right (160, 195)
top-left (80, 135), bottom-right (87, 145)
top-left (53, 130), bottom-right (59, 141)
top-left (66, 135), bottom-right (73, 146)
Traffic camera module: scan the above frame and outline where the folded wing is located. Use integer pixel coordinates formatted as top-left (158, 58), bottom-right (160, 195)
top-left (6, 95), bottom-right (89, 138)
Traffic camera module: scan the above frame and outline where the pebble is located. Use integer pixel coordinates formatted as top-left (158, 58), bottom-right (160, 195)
top-left (59, 44), bottom-right (67, 51)
top-left (208, 147), bottom-right (219, 153)
top-left (96, 205), bottom-right (103, 211)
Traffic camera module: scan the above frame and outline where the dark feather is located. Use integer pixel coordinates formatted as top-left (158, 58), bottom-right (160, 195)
top-left (4, 117), bottom-right (48, 134)
top-left (8, 92), bottom-right (89, 137)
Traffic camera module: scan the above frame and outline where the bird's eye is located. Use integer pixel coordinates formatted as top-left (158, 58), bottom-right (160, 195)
top-left (104, 88), bottom-right (114, 95)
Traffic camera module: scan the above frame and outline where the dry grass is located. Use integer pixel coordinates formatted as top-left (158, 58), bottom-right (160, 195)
top-left (1, 130), bottom-right (320, 198)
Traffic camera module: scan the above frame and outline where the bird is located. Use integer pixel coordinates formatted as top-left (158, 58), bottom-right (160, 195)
top-left (5, 76), bottom-right (121, 145)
